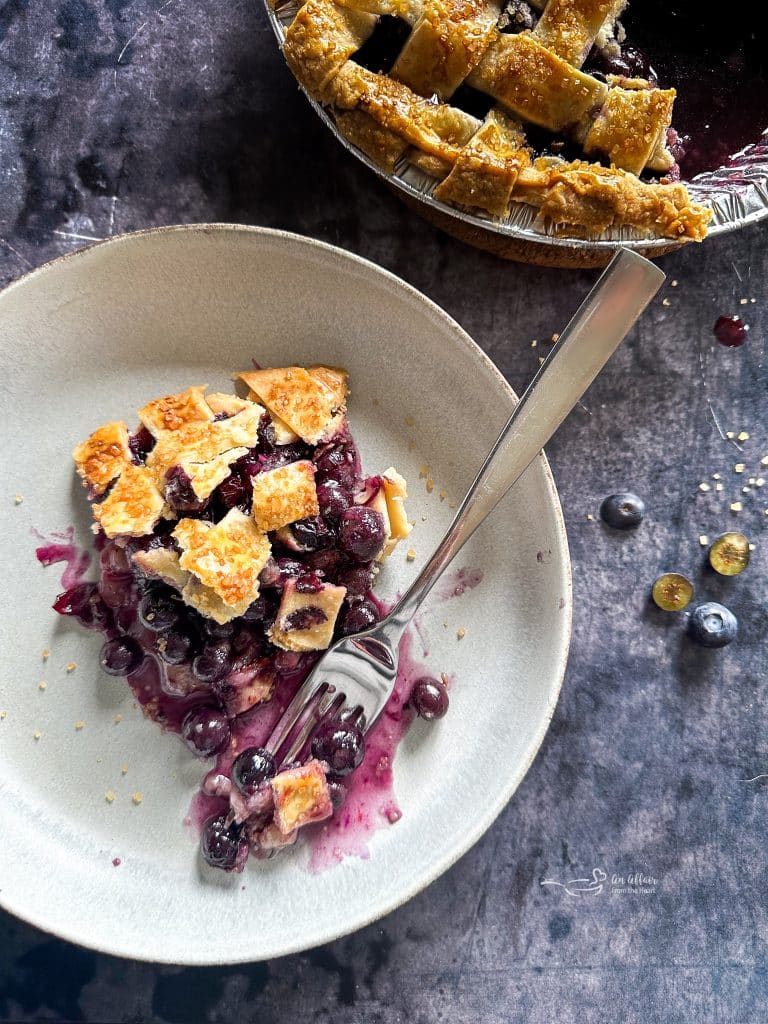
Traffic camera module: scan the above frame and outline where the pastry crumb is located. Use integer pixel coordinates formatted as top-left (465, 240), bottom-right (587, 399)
top-left (425, 477), bottom-right (434, 493)
top-left (421, 514), bottom-right (427, 522)
top-left (761, 455), bottom-right (768, 466)
top-left (730, 501), bottom-right (743, 512)
top-left (734, 464), bottom-right (745, 473)
top-left (726, 431), bottom-right (735, 439)
top-left (737, 431), bottom-right (750, 442)
top-left (404, 415), bottom-right (415, 427)
top-left (715, 483), bottom-right (724, 492)
top-left (66, 662), bottom-right (77, 673)
top-left (538, 356), bottom-right (545, 365)
top-left (440, 672), bottom-right (449, 685)
top-left (419, 465), bottom-right (429, 478)
top-left (671, 280), bottom-right (678, 287)
top-left (114, 713), bottom-right (123, 724)
top-left (407, 439), bottom-right (415, 451)
top-left (586, 513), bottom-right (594, 521)
top-left (531, 338), bottom-right (538, 348)
top-left (712, 473), bottom-right (721, 480)
top-left (551, 333), bottom-right (560, 342)
top-left (14, 494), bottom-right (23, 505)
top-left (662, 297), bottom-right (671, 306)
top-left (42, 648), bottom-right (50, 661)
top-left (698, 482), bottom-right (710, 492)
top-left (406, 548), bottom-right (416, 561)
top-left (748, 543), bottom-right (756, 551)
top-left (457, 627), bottom-right (466, 640)
top-left (439, 489), bottom-right (447, 501)
top-left (742, 486), bottom-right (751, 494)
top-left (74, 720), bottom-right (85, 731)
top-left (38, 681), bottom-right (47, 691)
top-left (105, 790), bottom-right (116, 804)
top-left (121, 765), bottom-right (129, 776)
top-left (756, 478), bottom-right (765, 488)
top-left (739, 297), bottom-right (748, 305)
top-left (699, 535), bottom-right (709, 546)
top-left (132, 792), bottom-right (143, 806)
top-left (33, 730), bottom-right (41, 741)
top-left (0, 710), bottom-right (7, 721)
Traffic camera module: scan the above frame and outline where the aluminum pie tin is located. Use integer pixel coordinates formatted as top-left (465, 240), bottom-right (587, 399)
top-left (266, 0), bottom-right (768, 257)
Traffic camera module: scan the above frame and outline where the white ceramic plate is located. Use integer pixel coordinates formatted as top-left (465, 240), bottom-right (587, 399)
top-left (0, 225), bottom-right (570, 964)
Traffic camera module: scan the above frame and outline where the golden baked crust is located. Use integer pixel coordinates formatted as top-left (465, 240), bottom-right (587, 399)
top-left (251, 461), bottom-right (320, 533)
top-left (280, 0), bottom-right (711, 240)
top-left (73, 421), bottom-right (132, 496)
top-left (147, 404), bottom-right (262, 501)
top-left (205, 392), bottom-right (254, 417)
top-left (92, 464), bottom-right (166, 538)
top-left (174, 509), bottom-right (271, 610)
top-left (138, 385), bottom-right (215, 437)
top-left (239, 366), bottom-right (348, 444)
top-left (271, 760), bottom-right (333, 834)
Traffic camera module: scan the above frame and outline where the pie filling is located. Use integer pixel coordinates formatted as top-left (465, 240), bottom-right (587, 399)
top-left (277, 0), bottom-right (716, 240)
top-left (57, 366), bottom-right (419, 871)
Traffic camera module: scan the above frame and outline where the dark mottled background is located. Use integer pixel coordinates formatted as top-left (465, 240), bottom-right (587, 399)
top-left (1, 1), bottom-right (767, 1021)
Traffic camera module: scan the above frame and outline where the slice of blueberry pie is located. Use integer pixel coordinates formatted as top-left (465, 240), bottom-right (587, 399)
top-left (60, 366), bottom-right (419, 870)
top-left (276, 0), bottom-right (711, 240)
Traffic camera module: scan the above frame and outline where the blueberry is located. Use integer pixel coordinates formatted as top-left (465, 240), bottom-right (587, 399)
top-left (200, 814), bottom-right (248, 871)
top-left (181, 705), bottom-right (231, 757)
top-left (708, 532), bottom-right (750, 576)
top-left (216, 471), bottom-right (249, 511)
top-left (138, 589), bottom-right (181, 632)
top-left (328, 781), bottom-right (347, 811)
top-left (164, 466), bottom-right (209, 514)
top-left (232, 747), bottom-right (276, 795)
top-left (651, 573), bottom-right (694, 612)
top-left (337, 564), bottom-right (375, 601)
top-left (339, 598), bottom-right (379, 636)
top-left (599, 492), bottom-right (645, 530)
top-left (291, 516), bottom-right (334, 551)
top-left (128, 426), bottom-right (155, 464)
top-left (203, 619), bottom-right (234, 640)
top-left (314, 445), bottom-right (357, 488)
top-left (339, 506), bottom-right (386, 562)
top-left (688, 602), bottom-right (738, 648)
top-left (192, 640), bottom-right (233, 683)
top-left (155, 625), bottom-right (196, 665)
top-left (100, 636), bottom-right (143, 675)
top-left (311, 720), bottom-right (365, 777)
top-left (53, 581), bottom-right (98, 618)
top-left (410, 677), bottom-right (449, 720)
top-left (317, 478), bottom-right (353, 522)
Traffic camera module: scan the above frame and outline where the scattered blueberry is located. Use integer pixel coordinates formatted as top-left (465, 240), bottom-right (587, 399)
top-left (291, 516), bottom-right (334, 551)
top-left (181, 705), bottom-right (231, 757)
top-left (311, 720), bottom-right (365, 777)
top-left (410, 676), bottom-right (449, 720)
top-left (651, 573), bottom-right (694, 612)
top-left (708, 532), bottom-right (750, 576)
top-left (713, 315), bottom-right (749, 348)
top-left (339, 506), bottom-right (386, 562)
top-left (688, 602), bottom-right (738, 648)
top-left (232, 747), bottom-right (277, 795)
top-left (100, 636), bottom-right (143, 675)
top-left (337, 564), bottom-right (375, 601)
top-left (599, 492), bottom-right (645, 530)
top-left (200, 814), bottom-right (248, 871)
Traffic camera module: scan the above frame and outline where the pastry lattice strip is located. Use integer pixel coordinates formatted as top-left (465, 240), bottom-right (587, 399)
top-left (281, 0), bottom-right (711, 238)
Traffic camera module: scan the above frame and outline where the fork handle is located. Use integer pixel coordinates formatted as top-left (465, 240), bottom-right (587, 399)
top-left (385, 248), bottom-right (665, 634)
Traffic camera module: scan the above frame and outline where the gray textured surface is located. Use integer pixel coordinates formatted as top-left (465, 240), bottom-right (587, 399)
top-left (1, 1), bottom-right (767, 1021)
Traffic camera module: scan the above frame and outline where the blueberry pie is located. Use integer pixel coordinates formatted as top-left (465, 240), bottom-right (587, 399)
top-left (60, 366), bottom-right (416, 870)
top-left (277, 0), bottom-right (711, 240)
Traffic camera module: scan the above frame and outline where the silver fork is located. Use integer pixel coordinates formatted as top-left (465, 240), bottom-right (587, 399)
top-left (265, 248), bottom-right (665, 765)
